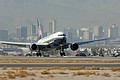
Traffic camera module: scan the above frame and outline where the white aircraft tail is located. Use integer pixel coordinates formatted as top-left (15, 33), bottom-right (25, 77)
top-left (37, 18), bottom-right (43, 40)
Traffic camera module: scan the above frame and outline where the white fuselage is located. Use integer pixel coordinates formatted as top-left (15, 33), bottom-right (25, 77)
top-left (36, 32), bottom-right (66, 51)
top-left (37, 32), bottom-right (66, 44)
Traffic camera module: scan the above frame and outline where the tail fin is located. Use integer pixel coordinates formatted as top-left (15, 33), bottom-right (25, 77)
top-left (37, 18), bottom-right (43, 40)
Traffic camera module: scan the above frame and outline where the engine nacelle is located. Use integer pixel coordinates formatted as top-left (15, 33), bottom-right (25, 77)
top-left (70, 43), bottom-right (79, 51)
top-left (30, 44), bottom-right (37, 51)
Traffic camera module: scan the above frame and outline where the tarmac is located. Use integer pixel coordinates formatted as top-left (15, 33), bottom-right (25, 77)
top-left (0, 56), bottom-right (119, 68)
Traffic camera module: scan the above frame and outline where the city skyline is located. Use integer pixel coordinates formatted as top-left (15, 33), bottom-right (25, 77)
top-left (0, 24), bottom-right (119, 42)
top-left (0, 0), bottom-right (120, 32)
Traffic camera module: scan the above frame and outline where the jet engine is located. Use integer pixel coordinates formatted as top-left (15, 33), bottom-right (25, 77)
top-left (70, 43), bottom-right (79, 51)
top-left (30, 44), bottom-right (37, 51)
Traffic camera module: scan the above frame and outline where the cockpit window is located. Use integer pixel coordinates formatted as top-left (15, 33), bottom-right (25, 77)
top-left (58, 34), bottom-right (66, 36)
top-left (63, 34), bottom-right (66, 36)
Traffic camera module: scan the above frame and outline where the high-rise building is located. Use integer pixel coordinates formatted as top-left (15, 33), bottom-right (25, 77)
top-left (52, 19), bottom-right (56, 33)
top-left (76, 29), bottom-right (80, 39)
top-left (31, 24), bottom-right (37, 36)
top-left (64, 28), bottom-right (78, 41)
top-left (21, 26), bottom-right (27, 39)
top-left (16, 26), bottom-right (27, 39)
top-left (80, 28), bottom-right (93, 40)
top-left (98, 26), bottom-right (104, 39)
top-left (49, 19), bottom-right (56, 34)
top-left (110, 24), bottom-right (119, 38)
top-left (89, 29), bottom-right (94, 40)
top-left (40, 22), bottom-right (44, 34)
top-left (104, 27), bottom-right (110, 37)
top-left (0, 29), bottom-right (8, 41)
top-left (64, 28), bottom-right (74, 39)
top-left (93, 26), bottom-right (104, 39)
top-left (16, 27), bottom-right (21, 39)
top-left (93, 26), bottom-right (99, 39)
top-left (8, 32), bottom-right (16, 41)
top-left (81, 28), bottom-right (89, 40)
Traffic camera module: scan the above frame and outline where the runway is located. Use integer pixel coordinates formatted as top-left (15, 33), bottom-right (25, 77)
top-left (0, 56), bottom-right (120, 68)
top-left (0, 63), bottom-right (120, 68)
top-left (0, 56), bottom-right (120, 60)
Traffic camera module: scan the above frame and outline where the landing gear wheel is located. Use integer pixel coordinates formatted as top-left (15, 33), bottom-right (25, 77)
top-left (36, 52), bottom-right (42, 57)
top-left (60, 46), bottom-right (66, 56)
top-left (60, 51), bottom-right (66, 56)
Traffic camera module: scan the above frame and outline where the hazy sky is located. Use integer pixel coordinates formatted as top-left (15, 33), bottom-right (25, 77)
top-left (0, 0), bottom-right (120, 32)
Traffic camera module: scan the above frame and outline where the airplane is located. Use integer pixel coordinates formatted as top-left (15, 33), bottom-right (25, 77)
top-left (0, 20), bottom-right (110, 57)
top-left (0, 32), bottom-right (109, 57)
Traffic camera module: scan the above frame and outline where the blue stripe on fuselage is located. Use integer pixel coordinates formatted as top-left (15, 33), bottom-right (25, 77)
top-left (39, 37), bottom-right (66, 51)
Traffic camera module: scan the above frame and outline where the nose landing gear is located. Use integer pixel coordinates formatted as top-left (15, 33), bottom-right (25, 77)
top-left (60, 46), bottom-right (66, 56)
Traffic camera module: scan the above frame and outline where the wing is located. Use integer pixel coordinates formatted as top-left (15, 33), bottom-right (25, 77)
top-left (66, 38), bottom-right (110, 45)
top-left (0, 41), bottom-right (31, 47)
top-left (0, 41), bottom-right (49, 47)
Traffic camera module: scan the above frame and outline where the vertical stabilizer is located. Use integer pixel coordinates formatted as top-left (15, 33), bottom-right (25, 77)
top-left (37, 18), bottom-right (43, 40)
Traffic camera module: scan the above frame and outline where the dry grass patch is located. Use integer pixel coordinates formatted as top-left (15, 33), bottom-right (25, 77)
top-left (100, 73), bottom-right (111, 77)
top-left (7, 73), bottom-right (16, 79)
top-left (41, 70), bottom-right (51, 75)
top-left (111, 68), bottom-right (120, 72)
top-left (68, 67), bottom-right (85, 70)
top-left (2, 70), bottom-right (36, 79)
top-left (47, 67), bottom-right (67, 70)
top-left (28, 68), bottom-right (44, 70)
top-left (73, 71), bottom-right (96, 76)
top-left (114, 73), bottom-right (120, 77)
top-left (6, 71), bottom-right (16, 74)
top-left (31, 78), bottom-right (35, 80)
top-left (84, 67), bottom-right (101, 70)
top-left (19, 67), bottom-right (27, 70)
top-left (48, 75), bottom-right (54, 78)
top-left (56, 72), bottom-right (68, 74)
top-left (40, 75), bottom-right (54, 78)
top-left (1, 67), bottom-right (7, 70)
top-left (0, 76), bottom-right (7, 80)
top-left (17, 71), bottom-right (28, 77)
top-left (116, 75), bottom-right (120, 77)
top-left (17, 70), bottom-right (35, 78)
top-left (53, 71), bottom-right (68, 74)
top-left (5, 71), bottom-right (16, 79)
top-left (45, 67), bottom-right (101, 71)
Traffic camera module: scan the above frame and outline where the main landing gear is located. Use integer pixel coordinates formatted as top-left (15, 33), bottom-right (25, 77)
top-left (60, 46), bottom-right (66, 56)
top-left (36, 49), bottom-right (42, 57)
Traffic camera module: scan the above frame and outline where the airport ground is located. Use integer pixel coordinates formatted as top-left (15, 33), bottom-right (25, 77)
top-left (0, 67), bottom-right (120, 80)
top-left (0, 56), bottom-right (119, 80)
